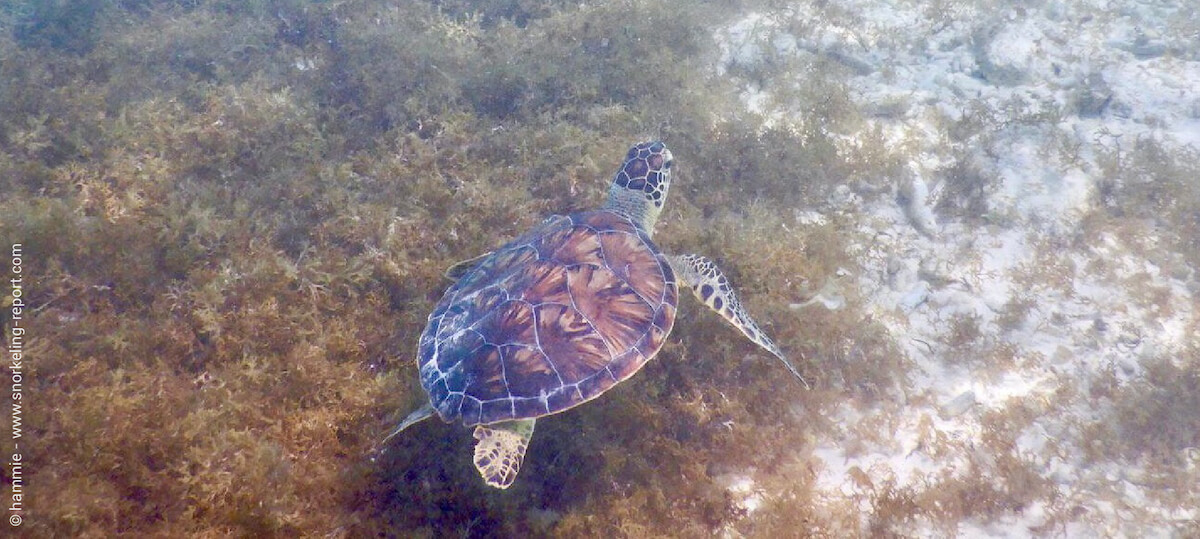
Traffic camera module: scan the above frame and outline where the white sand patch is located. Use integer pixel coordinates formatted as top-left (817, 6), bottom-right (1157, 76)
top-left (716, 0), bottom-right (1199, 534)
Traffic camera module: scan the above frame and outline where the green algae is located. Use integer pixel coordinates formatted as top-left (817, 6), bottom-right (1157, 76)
top-left (0, 0), bottom-right (922, 536)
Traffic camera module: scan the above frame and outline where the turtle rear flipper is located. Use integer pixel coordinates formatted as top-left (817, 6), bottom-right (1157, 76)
top-left (669, 254), bottom-right (809, 388)
top-left (472, 419), bottom-right (535, 489)
top-left (445, 251), bottom-right (493, 281)
top-left (381, 402), bottom-right (435, 446)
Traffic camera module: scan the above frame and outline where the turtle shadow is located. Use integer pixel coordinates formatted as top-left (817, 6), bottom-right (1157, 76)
top-left (364, 414), bottom-right (606, 537)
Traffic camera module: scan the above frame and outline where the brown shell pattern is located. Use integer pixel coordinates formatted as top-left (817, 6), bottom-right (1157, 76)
top-left (417, 211), bottom-right (678, 427)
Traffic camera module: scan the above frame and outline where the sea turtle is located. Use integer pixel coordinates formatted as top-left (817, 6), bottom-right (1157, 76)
top-left (387, 141), bottom-right (806, 489)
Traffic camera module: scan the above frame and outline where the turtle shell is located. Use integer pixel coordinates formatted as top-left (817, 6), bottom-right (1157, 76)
top-left (417, 210), bottom-right (678, 427)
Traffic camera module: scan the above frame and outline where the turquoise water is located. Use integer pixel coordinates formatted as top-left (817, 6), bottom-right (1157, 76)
top-left (2, 0), bottom-right (1197, 536)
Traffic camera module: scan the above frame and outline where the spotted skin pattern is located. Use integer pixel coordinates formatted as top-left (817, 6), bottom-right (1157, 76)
top-left (418, 211), bottom-right (678, 427)
top-left (613, 141), bottom-right (671, 208)
top-left (670, 254), bottom-right (809, 388)
top-left (605, 141), bottom-right (673, 233)
top-left (472, 420), bottom-right (534, 489)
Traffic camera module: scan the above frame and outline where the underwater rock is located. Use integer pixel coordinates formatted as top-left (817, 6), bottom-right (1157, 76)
top-left (789, 273), bottom-right (846, 311)
top-left (899, 280), bottom-right (930, 312)
top-left (1108, 32), bottom-right (1167, 59)
top-left (899, 176), bottom-right (938, 236)
top-left (938, 390), bottom-right (977, 419)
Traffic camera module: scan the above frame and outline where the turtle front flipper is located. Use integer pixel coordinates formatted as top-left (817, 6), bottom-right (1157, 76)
top-left (669, 254), bottom-right (809, 388)
top-left (472, 419), bottom-right (535, 489)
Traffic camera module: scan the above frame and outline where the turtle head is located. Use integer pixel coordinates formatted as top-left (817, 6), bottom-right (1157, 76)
top-left (603, 140), bottom-right (673, 235)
